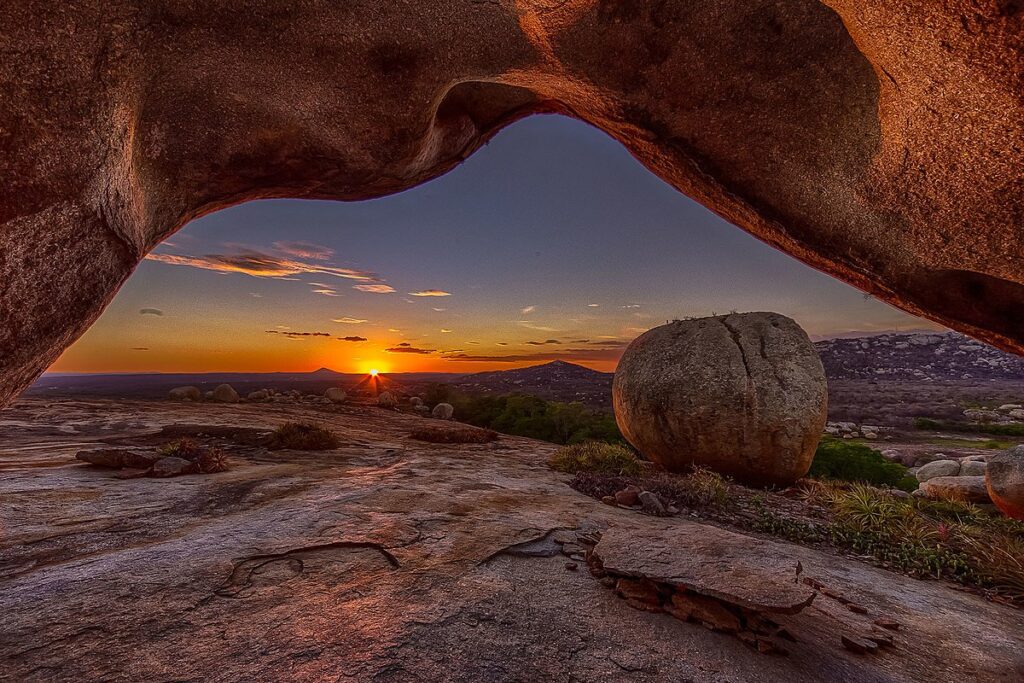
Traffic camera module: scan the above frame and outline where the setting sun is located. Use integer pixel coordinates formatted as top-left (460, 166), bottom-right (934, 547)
top-left (369, 369), bottom-right (379, 376)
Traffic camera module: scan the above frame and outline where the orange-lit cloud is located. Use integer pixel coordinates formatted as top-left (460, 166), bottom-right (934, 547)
top-left (337, 336), bottom-right (368, 342)
top-left (526, 339), bottom-right (561, 345)
top-left (386, 345), bottom-right (435, 354)
top-left (408, 289), bottom-right (451, 297)
top-left (333, 317), bottom-right (367, 324)
top-left (353, 283), bottom-right (396, 293)
top-left (145, 250), bottom-right (378, 281)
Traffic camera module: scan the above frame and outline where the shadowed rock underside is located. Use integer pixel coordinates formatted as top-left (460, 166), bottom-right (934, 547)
top-left (1, 1), bottom-right (1022, 406)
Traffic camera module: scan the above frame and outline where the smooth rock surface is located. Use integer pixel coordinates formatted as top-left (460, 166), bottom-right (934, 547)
top-left (149, 456), bottom-right (194, 478)
top-left (986, 446), bottom-right (1024, 520)
top-left (2, 398), bottom-right (1024, 681)
top-left (613, 313), bottom-right (828, 486)
top-left (1, 1), bottom-right (1022, 409)
top-left (916, 460), bottom-right (961, 482)
top-left (75, 448), bottom-right (159, 470)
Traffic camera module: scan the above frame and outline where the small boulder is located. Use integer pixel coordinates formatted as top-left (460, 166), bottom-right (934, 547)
top-left (212, 384), bottom-right (239, 403)
top-left (614, 486), bottom-right (641, 507)
top-left (919, 476), bottom-right (991, 504)
top-left (414, 404), bottom-right (431, 416)
top-left (76, 449), bottom-right (160, 470)
top-left (1009, 409), bottom-right (1024, 420)
top-left (150, 456), bottom-right (195, 478)
top-left (169, 386), bottom-right (202, 402)
top-left (959, 460), bottom-right (987, 477)
top-left (247, 389), bottom-right (269, 401)
top-left (915, 459), bottom-right (961, 482)
top-left (432, 402), bottom-right (454, 420)
top-left (638, 490), bottom-right (668, 516)
top-left (410, 396), bottom-right (423, 407)
top-left (377, 391), bottom-right (398, 408)
top-left (324, 387), bottom-right (347, 404)
top-left (985, 446), bottom-right (1024, 519)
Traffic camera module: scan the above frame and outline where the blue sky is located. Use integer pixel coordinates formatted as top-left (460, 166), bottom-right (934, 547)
top-left (53, 114), bottom-right (938, 373)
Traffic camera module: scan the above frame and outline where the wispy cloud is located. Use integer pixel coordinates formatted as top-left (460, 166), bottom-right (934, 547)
top-left (337, 336), bottom-right (368, 342)
top-left (440, 328), bottom-right (453, 333)
top-left (332, 317), bottom-right (367, 324)
top-left (526, 339), bottom-right (561, 346)
top-left (409, 289), bottom-right (451, 297)
top-left (521, 305), bottom-right (536, 315)
top-left (312, 288), bottom-right (340, 297)
top-left (130, 347), bottom-right (149, 351)
top-left (353, 283), bottom-right (396, 294)
top-left (273, 241), bottom-right (334, 260)
top-left (386, 345), bottom-right (436, 354)
top-left (516, 320), bottom-right (558, 332)
top-left (139, 308), bottom-right (164, 316)
top-left (266, 330), bottom-right (331, 338)
top-left (145, 250), bottom-right (379, 281)
top-left (432, 307), bottom-right (447, 312)
top-left (587, 303), bottom-right (600, 308)
top-left (444, 346), bottom-right (624, 363)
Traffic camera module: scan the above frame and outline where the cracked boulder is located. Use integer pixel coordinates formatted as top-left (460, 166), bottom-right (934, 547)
top-left (613, 313), bottom-right (827, 486)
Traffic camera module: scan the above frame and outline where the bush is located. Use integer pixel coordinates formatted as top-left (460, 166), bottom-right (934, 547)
top-left (409, 424), bottom-right (498, 444)
top-left (549, 442), bottom-right (642, 476)
top-left (266, 422), bottom-right (340, 450)
top-left (915, 417), bottom-right (1024, 437)
top-left (809, 438), bottom-right (917, 491)
top-left (419, 385), bottom-right (623, 445)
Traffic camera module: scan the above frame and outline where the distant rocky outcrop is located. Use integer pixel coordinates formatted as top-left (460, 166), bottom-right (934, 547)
top-left (324, 388), bottom-right (347, 404)
top-left (613, 313), bottom-right (828, 487)
top-left (816, 332), bottom-right (1024, 381)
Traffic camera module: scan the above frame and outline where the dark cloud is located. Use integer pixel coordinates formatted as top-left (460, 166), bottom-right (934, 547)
top-left (130, 347), bottom-right (149, 351)
top-left (146, 250), bottom-right (378, 281)
top-left (139, 308), bottom-right (164, 316)
top-left (266, 330), bottom-right (331, 338)
top-left (337, 336), bottom-right (368, 342)
top-left (386, 346), bottom-right (435, 354)
top-left (272, 241), bottom-right (334, 260)
top-left (397, 342), bottom-right (411, 347)
top-left (525, 339), bottom-right (561, 346)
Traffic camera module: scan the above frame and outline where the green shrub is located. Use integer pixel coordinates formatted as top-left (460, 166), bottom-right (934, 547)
top-left (915, 417), bottom-right (1024, 437)
top-left (549, 442), bottom-right (641, 476)
top-left (809, 438), bottom-right (917, 491)
top-left (267, 422), bottom-right (340, 450)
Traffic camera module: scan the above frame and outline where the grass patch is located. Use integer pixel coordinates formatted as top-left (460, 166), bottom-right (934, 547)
top-left (410, 424), bottom-right (499, 444)
top-left (569, 467), bottom-right (731, 511)
top-left (157, 438), bottom-right (229, 473)
top-left (266, 422), bottom-right (340, 450)
top-left (916, 417), bottom-right (1024, 437)
top-left (549, 442), bottom-right (642, 476)
top-left (809, 437), bottom-right (917, 491)
top-left (925, 437), bottom-right (1010, 450)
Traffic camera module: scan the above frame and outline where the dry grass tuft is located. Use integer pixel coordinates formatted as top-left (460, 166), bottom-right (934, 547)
top-left (409, 424), bottom-right (499, 444)
top-left (157, 438), bottom-right (230, 473)
top-left (266, 422), bottom-right (340, 451)
top-left (549, 442), bottom-right (642, 476)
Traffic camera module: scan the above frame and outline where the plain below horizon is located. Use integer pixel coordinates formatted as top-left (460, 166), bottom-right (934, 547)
top-left (49, 115), bottom-right (941, 376)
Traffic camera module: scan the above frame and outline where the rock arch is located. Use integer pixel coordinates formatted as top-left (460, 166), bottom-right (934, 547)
top-left (1, 0), bottom-right (1021, 407)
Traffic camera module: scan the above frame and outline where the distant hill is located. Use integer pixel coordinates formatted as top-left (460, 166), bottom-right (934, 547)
top-left (814, 332), bottom-right (1024, 381)
top-left (444, 360), bottom-right (614, 407)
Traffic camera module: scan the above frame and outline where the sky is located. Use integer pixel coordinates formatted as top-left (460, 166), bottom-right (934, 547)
top-left (51, 115), bottom-right (940, 375)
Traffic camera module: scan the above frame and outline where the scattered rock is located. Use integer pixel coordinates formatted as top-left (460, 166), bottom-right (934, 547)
top-left (612, 313), bottom-right (827, 487)
top-left (593, 526), bottom-right (816, 614)
top-left (842, 634), bottom-right (879, 655)
top-left (964, 409), bottom-right (1001, 423)
top-left (150, 456), bottom-right (195, 478)
top-left (600, 495), bottom-right (617, 506)
top-left (75, 449), bottom-right (160, 470)
top-left (919, 476), bottom-right (991, 504)
top-left (246, 389), bottom-right (269, 401)
top-left (211, 384), bottom-right (239, 403)
top-left (324, 388), bottom-right (347, 404)
top-left (431, 403), bottom-right (454, 420)
top-left (614, 485), bottom-right (640, 507)
top-left (985, 445), bottom-right (1024, 519)
top-left (168, 386), bottom-right (202, 402)
top-left (667, 591), bottom-right (741, 633)
top-left (638, 490), bottom-right (667, 516)
top-left (615, 578), bottom-right (663, 612)
top-left (414, 405), bottom-right (431, 416)
top-left (873, 618), bottom-right (901, 631)
top-left (409, 396), bottom-right (423, 407)
top-left (959, 460), bottom-right (987, 477)
top-left (915, 459), bottom-right (961, 482)
top-left (377, 391), bottom-right (398, 408)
